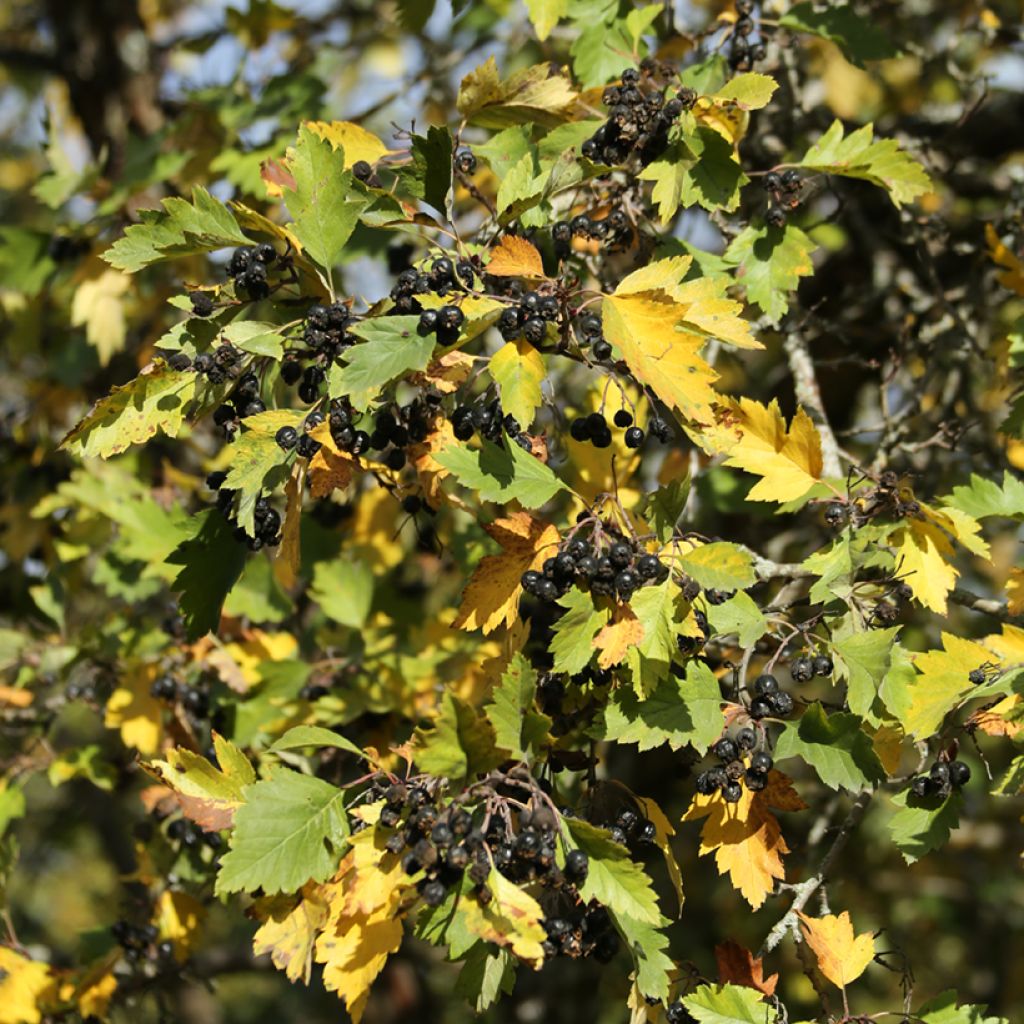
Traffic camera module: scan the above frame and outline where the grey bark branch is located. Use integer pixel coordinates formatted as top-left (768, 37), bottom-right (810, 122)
top-left (783, 331), bottom-right (843, 478)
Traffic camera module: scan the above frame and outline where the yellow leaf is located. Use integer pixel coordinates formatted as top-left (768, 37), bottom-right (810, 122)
top-left (0, 949), bottom-right (56, 1024)
top-left (596, 607), bottom-right (646, 669)
top-left (798, 911), bottom-right (875, 990)
top-left (1007, 568), bottom-right (1024, 616)
top-left (349, 486), bottom-right (405, 571)
top-left (252, 885), bottom-right (330, 984)
top-left (683, 771), bottom-right (806, 909)
top-left (968, 694), bottom-right (1024, 738)
top-left (490, 339), bottom-right (546, 429)
top-left (410, 419), bottom-right (463, 510)
top-left (71, 264), bottom-right (131, 366)
top-left (460, 867), bottom-right (547, 966)
top-left (983, 622), bottom-right (1024, 664)
top-left (305, 120), bottom-right (394, 168)
top-left (308, 421), bottom-right (359, 498)
top-left (487, 235), bottom-right (546, 278)
top-left (157, 890), bottom-right (206, 961)
top-left (457, 58), bottom-right (577, 128)
top-left (73, 964), bottom-right (118, 1018)
top-left (985, 223), bottom-right (1024, 295)
top-left (454, 511), bottom-right (560, 634)
top-left (719, 398), bottom-right (824, 502)
top-left (104, 662), bottom-right (164, 755)
top-left (219, 630), bottom-right (299, 687)
top-left (274, 463), bottom-right (303, 589)
top-left (891, 517), bottom-right (957, 614)
top-left (635, 795), bottom-right (685, 914)
top-left (903, 633), bottom-right (990, 739)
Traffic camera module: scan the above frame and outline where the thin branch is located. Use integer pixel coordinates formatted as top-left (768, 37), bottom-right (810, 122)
top-left (783, 331), bottom-right (843, 478)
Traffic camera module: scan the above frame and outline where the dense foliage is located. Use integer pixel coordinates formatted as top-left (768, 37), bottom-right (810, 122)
top-left (1, 1), bottom-right (1023, 1022)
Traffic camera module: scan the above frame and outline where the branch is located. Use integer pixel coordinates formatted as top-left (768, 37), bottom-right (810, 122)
top-left (759, 790), bottom-right (872, 956)
top-left (783, 331), bottom-right (843, 478)
top-left (949, 587), bottom-right (1021, 624)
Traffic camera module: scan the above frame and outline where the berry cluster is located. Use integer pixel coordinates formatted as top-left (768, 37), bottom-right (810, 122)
top-left (582, 67), bottom-right (696, 167)
top-left (418, 301), bottom-right (465, 345)
top-left (497, 288), bottom-right (561, 346)
top-left (205, 471), bottom-right (282, 550)
top-left (211, 371), bottom-right (266, 439)
top-left (167, 816), bottom-right (222, 851)
top-left (730, 0), bottom-right (767, 70)
top-left (279, 301), bottom-right (355, 403)
top-left (570, 406), bottom-right (651, 449)
top-left (599, 806), bottom-right (657, 851)
top-left (189, 290), bottom-right (215, 317)
top-left (790, 652), bottom-right (833, 683)
top-left (666, 1000), bottom-right (698, 1024)
top-left (540, 892), bottom-right (620, 964)
top-left (390, 256), bottom-right (474, 315)
top-left (676, 608), bottom-right (712, 658)
top-left (179, 340), bottom-right (242, 385)
top-left (763, 169), bottom-right (802, 227)
top-left (450, 395), bottom-right (532, 452)
top-left (227, 243), bottom-right (280, 300)
top-left (748, 673), bottom-right (795, 720)
top-left (150, 674), bottom-right (210, 718)
top-left (111, 919), bottom-right (175, 966)
top-left (910, 759), bottom-right (970, 799)
top-left (695, 732), bottom-right (774, 801)
top-left (522, 528), bottom-right (669, 604)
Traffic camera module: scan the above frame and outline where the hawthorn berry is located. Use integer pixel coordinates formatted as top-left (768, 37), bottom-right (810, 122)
top-left (753, 673), bottom-right (779, 696)
top-left (812, 654), bottom-right (834, 677)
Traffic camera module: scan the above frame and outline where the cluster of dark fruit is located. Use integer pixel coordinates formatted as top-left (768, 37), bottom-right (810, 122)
top-left (536, 666), bottom-right (612, 716)
top-left (450, 395), bottom-right (532, 452)
top-left (48, 233), bottom-right (89, 263)
top-left (548, 208), bottom-right (635, 256)
top-left (206, 471), bottom-right (282, 550)
top-left (695, 732), bottom-right (774, 801)
top-left (418, 301), bottom-right (465, 346)
top-left (747, 673), bottom-right (795, 720)
top-left (279, 301), bottom-right (356, 404)
top-left (569, 406), bottom-right (660, 449)
top-left (582, 67), bottom-right (696, 167)
top-left (150, 674), bottom-right (210, 718)
top-left (227, 243), bottom-right (280, 300)
top-left (676, 609), bottom-right (712, 658)
top-left (111, 919), bottom-right (176, 965)
top-left (522, 530), bottom-right (669, 604)
top-left (764, 169), bottom-right (802, 228)
top-left (568, 310), bottom-right (611, 362)
top-left (171, 340), bottom-right (241, 385)
top-left (167, 817), bottom-right (222, 851)
top-left (65, 679), bottom-right (101, 703)
top-left (390, 256), bottom-right (475, 316)
top-left (666, 1000), bottom-right (698, 1024)
top-left (211, 371), bottom-right (266, 439)
top-left (497, 288), bottom-right (562, 347)
top-left (910, 759), bottom-right (970, 799)
top-left (730, 0), bottom-right (767, 70)
top-left (600, 806), bottom-right (658, 851)
top-left (541, 896), bottom-right (620, 964)
top-left (790, 652), bottom-right (834, 683)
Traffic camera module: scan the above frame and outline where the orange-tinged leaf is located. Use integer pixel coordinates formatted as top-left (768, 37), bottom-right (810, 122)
top-left (635, 794), bottom-right (685, 913)
top-left (0, 686), bottom-right (33, 708)
top-left (308, 422), bottom-right (359, 498)
top-left (596, 607), bottom-right (646, 669)
top-left (454, 511), bottom-right (560, 634)
top-left (967, 694), bottom-right (1024, 738)
top-left (717, 398), bottom-right (823, 502)
top-left (104, 662), bottom-right (164, 755)
top-left (487, 235), bottom-right (546, 278)
top-left (683, 770), bottom-right (806, 909)
top-left (410, 419), bottom-right (464, 510)
top-left (252, 885), bottom-right (330, 983)
top-left (798, 910), bottom-right (875, 990)
top-left (714, 940), bottom-right (779, 996)
top-left (260, 157), bottom-right (297, 198)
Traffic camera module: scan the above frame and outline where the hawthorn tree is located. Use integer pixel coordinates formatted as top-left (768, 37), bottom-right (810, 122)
top-left (1, 1), bottom-right (1023, 1022)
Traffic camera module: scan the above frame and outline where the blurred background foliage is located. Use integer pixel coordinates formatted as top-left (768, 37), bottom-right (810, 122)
top-left (1, 0), bottom-right (1023, 1022)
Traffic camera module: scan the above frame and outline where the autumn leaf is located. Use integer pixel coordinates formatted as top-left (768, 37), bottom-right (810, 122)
top-left (1007, 568), bottom-right (1024, 616)
top-left (104, 662), bottom-right (164, 755)
top-left (490, 339), bottom-right (546, 430)
top-left (683, 770), bottom-right (806, 909)
top-left (454, 511), bottom-right (560, 634)
top-left (487, 235), bottom-right (546, 278)
top-left (70, 263), bottom-right (131, 365)
top-left (714, 940), bottom-right (779, 996)
top-left (305, 120), bottom-right (394, 168)
top-left (252, 885), bottom-right (330, 984)
top-left (902, 633), bottom-right (991, 739)
top-left (307, 421), bottom-right (359, 498)
top-left (799, 910), bottom-right (875, 990)
top-left (985, 223), bottom-right (1024, 295)
top-left (460, 867), bottom-right (548, 966)
top-left (156, 890), bottom-right (206, 961)
top-left (717, 398), bottom-right (824, 502)
top-left (596, 606), bottom-right (646, 669)
top-left (0, 948), bottom-right (56, 1024)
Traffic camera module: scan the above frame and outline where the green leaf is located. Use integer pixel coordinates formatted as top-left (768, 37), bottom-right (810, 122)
top-left (283, 126), bottom-right (369, 278)
top-left (215, 769), bottom-right (349, 895)
top-left (944, 472), bottom-right (1024, 521)
top-left (683, 983), bottom-right (769, 1024)
top-left (624, 578), bottom-right (680, 694)
top-left (803, 535), bottom-right (856, 604)
top-left (599, 659), bottom-right (723, 753)
top-left (474, 125), bottom-right (535, 181)
top-left (526, 0), bottom-right (568, 40)
top-left (888, 789), bottom-right (963, 864)
top-left (484, 653), bottom-right (551, 761)
top-left (774, 702), bottom-right (885, 790)
top-left (677, 542), bottom-right (756, 591)
top-left (220, 321), bottom-right (287, 359)
top-left (779, 3), bottom-right (900, 67)
top-left (706, 591), bottom-right (767, 648)
top-left (413, 691), bottom-right (503, 786)
top-left (679, 54), bottom-right (729, 94)
top-left (624, 3), bottom-right (662, 50)
top-left (833, 626), bottom-right (900, 720)
top-left (993, 755), bottom-right (1024, 796)
top-left (678, 125), bottom-right (747, 212)
top-left (454, 944), bottom-right (516, 1013)
top-left (724, 223), bottom-right (817, 323)
top-left (165, 510), bottom-right (248, 641)
top-left (641, 476), bottom-right (690, 543)
top-left (565, 818), bottom-right (666, 927)
top-left (489, 339), bottom-right (546, 430)
top-left (638, 142), bottom-right (692, 223)
top-left (309, 556), bottom-right (374, 628)
top-left (223, 556), bottom-right (292, 623)
top-left (222, 420), bottom-right (294, 537)
top-left (798, 119), bottom-right (932, 207)
top-left (436, 437), bottom-right (567, 508)
top-left (60, 361), bottom-right (198, 459)
top-left (623, 914), bottom-right (674, 1002)
top-left (268, 726), bottom-right (365, 758)
top-left (104, 187), bottom-right (250, 272)
top-left (329, 315), bottom-right (437, 410)
top-left (570, 20), bottom-right (635, 89)
top-left (713, 72), bottom-right (778, 109)
top-left (408, 126), bottom-right (453, 213)
top-left (497, 150), bottom-right (544, 221)
top-left (549, 588), bottom-right (610, 675)
top-left (917, 991), bottom-right (1008, 1024)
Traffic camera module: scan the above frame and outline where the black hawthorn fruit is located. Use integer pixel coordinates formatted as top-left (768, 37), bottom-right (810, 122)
top-left (812, 654), bottom-right (834, 677)
top-left (750, 751), bottom-right (773, 773)
top-left (564, 849), bottom-right (589, 883)
top-left (713, 737), bottom-right (739, 762)
top-left (768, 690), bottom-right (794, 717)
top-left (624, 426), bottom-right (645, 448)
top-left (722, 781), bottom-right (743, 803)
top-left (791, 656), bottom-right (814, 682)
top-left (949, 760), bottom-right (971, 787)
top-left (592, 339), bottom-right (613, 361)
top-left (968, 668), bottom-right (986, 685)
top-left (749, 695), bottom-right (773, 720)
top-left (753, 673), bottom-right (778, 696)
top-left (352, 160), bottom-right (373, 181)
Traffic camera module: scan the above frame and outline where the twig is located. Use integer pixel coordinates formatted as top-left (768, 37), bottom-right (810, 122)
top-left (783, 331), bottom-right (843, 478)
